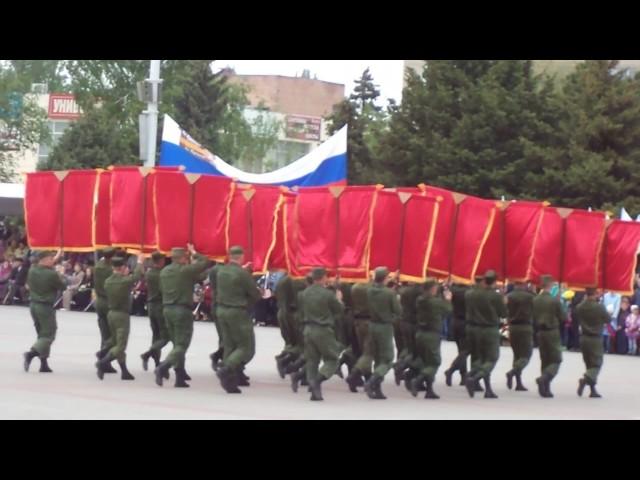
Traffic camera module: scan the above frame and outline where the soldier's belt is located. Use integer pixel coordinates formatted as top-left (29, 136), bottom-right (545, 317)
top-left (353, 314), bottom-right (371, 320)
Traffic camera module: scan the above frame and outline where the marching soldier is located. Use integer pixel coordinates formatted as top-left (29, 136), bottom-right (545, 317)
top-left (94, 247), bottom-right (118, 373)
top-left (140, 252), bottom-right (169, 371)
top-left (464, 270), bottom-right (506, 399)
top-left (155, 244), bottom-right (208, 388)
top-left (208, 261), bottom-right (224, 371)
top-left (288, 274), bottom-right (313, 388)
top-left (410, 280), bottom-right (453, 399)
top-left (462, 276), bottom-right (486, 393)
top-left (344, 279), bottom-right (374, 392)
top-left (95, 254), bottom-right (143, 380)
top-left (575, 288), bottom-right (608, 398)
top-left (532, 275), bottom-right (566, 397)
top-left (214, 246), bottom-right (262, 394)
top-left (23, 250), bottom-right (65, 373)
top-left (274, 273), bottom-right (307, 377)
top-left (444, 283), bottom-right (470, 387)
top-left (364, 266), bottom-right (402, 400)
top-left (293, 267), bottom-right (344, 401)
top-left (335, 281), bottom-right (356, 378)
top-left (394, 281), bottom-right (422, 386)
top-left (505, 280), bottom-right (535, 392)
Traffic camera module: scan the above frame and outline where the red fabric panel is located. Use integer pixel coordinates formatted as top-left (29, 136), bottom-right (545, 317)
top-left (503, 201), bottom-right (545, 281)
top-left (400, 195), bottom-right (438, 282)
top-left (269, 196), bottom-right (288, 271)
top-left (192, 175), bottom-right (234, 260)
top-left (602, 221), bottom-right (640, 294)
top-left (529, 207), bottom-right (564, 285)
top-left (250, 186), bottom-right (284, 274)
top-left (369, 190), bottom-right (404, 272)
top-left (475, 207), bottom-right (504, 281)
top-left (563, 210), bottom-right (606, 289)
top-left (227, 185), bottom-right (252, 257)
top-left (25, 172), bottom-right (62, 249)
top-left (423, 185), bottom-right (457, 279)
top-left (284, 192), bottom-right (305, 278)
top-left (94, 171), bottom-right (111, 249)
top-left (61, 170), bottom-right (97, 251)
top-left (450, 196), bottom-right (498, 283)
top-left (154, 171), bottom-right (191, 253)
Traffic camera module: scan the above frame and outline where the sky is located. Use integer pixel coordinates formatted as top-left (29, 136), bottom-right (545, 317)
top-left (214, 60), bottom-right (405, 106)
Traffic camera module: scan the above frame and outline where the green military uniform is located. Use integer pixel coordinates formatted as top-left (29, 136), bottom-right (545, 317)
top-left (299, 277), bottom-right (344, 401)
top-left (214, 252), bottom-right (261, 393)
top-left (140, 261), bottom-right (169, 370)
top-left (575, 295), bottom-right (608, 397)
top-left (465, 272), bottom-right (506, 398)
top-left (98, 261), bottom-right (143, 380)
top-left (506, 285), bottom-right (535, 391)
top-left (285, 283), bottom-right (311, 382)
top-left (444, 284), bottom-right (470, 386)
top-left (464, 280), bottom-right (483, 381)
top-left (23, 257), bottom-right (66, 372)
top-left (411, 285), bottom-right (452, 399)
top-left (364, 268), bottom-right (402, 399)
top-left (94, 257), bottom-right (113, 349)
top-left (335, 281), bottom-right (356, 370)
top-left (208, 264), bottom-right (224, 367)
top-left (395, 283), bottom-right (423, 381)
top-left (275, 274), bottom-right (297, 358)
top-left (155, 248), bottom-right (208, 387)
top-left (532, 285), bottom-right (566, 397)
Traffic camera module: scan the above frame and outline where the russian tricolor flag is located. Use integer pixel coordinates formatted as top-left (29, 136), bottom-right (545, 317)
top-left (159, 115), bottom-right (347, 187)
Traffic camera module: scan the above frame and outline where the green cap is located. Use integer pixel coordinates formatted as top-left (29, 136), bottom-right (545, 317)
top-left (585, 287), bottom-right (598, 297)
top-left (171, 248), bottom-right (187, 259)
top-left (151, 251), bottom-right (165, 262)
top-left (374, 267), bottom-right (390, 282)
top-left (540, 275), bottom-right (554, 287)
top-left (311, 267), bottom-right (327, 281)
top-left (474, 275), bottom-right (484, 284)
top-left (229, 245), bottom-right (244, 256)
top-left (484, 270), bottom-right (497, 280)
top-left (102, 247), bottom-right (116, 257)
top-left (111, 257), bottom-right (126, 268)
top-left (36, 251), bottom-right (55, 261)
top-left (424, 279), bottom-right (438, 291)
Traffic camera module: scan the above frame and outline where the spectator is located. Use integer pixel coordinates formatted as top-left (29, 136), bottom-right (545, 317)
top-left (616, 296), bottom-right (631, 355)
top-left (626, 305), bottom-right (640, 355)
top-left (5, 256), bottom-right (30, 305)
top-left (72, 266), bottom-right (94, 311)
top-left (5, 240), bottom-right (17, 259)
top-left (0, 258), bottom-right (11, 300)
top-left (602, 291), bottom-right (621, 353)
top-left (62, 263), bottom-right (85, 310)
top-left (13, 241), bottom-right (27, 259)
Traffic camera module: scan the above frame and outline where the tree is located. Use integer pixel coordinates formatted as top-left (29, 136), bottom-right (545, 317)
top-left (40, 107), bottom-right (137, 171)
top-left (9, 60), bottom-right (68, 92)
top-left (0, 64), bottom-right (49, 181)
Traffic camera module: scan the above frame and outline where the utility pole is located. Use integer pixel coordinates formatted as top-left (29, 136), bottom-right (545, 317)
top-left (138, 60), bottom-right (162, 167)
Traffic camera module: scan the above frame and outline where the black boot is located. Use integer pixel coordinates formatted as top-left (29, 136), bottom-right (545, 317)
top-left (394, 359), bottom-right (408, 386)
top-left (410, 374), bottom-right (425, 398)
top-left (154, 360), bottom-right (172, 386)
top-left (174, 367), bottom-right (190, 388)
top-left (95, 347), bottom-right (110, 360)
top-left (444, 367), bottom-right (455, 387)
top-left (464, 375), bottom-right (477, 398)
top-left (577, 376), bottom-right (587, 397)
top-left (97, 347), bottom-right (118, 374)
top-left (459, 368), bottom-right (468, 386)
top-left (543, 375), bottom-right (553, 397)
top-left (300, 372), bottom-right (309, 386)
top-left (474, 378), bottom-right (484, 392)
top-left (96, 353), bottom-right (116, 381)
top-left (589, 384), bottom-right (602, 398)
top-left (483, 375), bottom-right (498, 399)
top-left (365, 375), bottom-right (386, 400)
top-left (515, 372), bottom-right (528, 391)
top-left (39, 357), bottom-right (53, 373)
top-left (183, 369), bottom-right (192, 381)
top-left (291, 369), bottom-right (304, 393)
top-left (506, 369), bottom-right (515, 390)
top-left (285, 357), bottom-right (305, 375)
top-left (403, 368), bottom-right (417, 392)
top-left (276, 353), bottom-right (293, 379)
top-left (424, 379), bottom-right (440, 399)
top-left (140, 350), bottom-right (152, 371)
top-left (309, 374), bottom-right (327, 401)
top-left (374, 376), bottom-right (387, 400)
top-left (346, 368), bottom-right (364, 393)
top-left (217, 366), bottom-right (241, 393)
top-left (23, 349), bottom-right (39, 372)
top-left (536, 376), bottom-right (549, 398)
top-left (237, 368), bottom-right (250, 387)
top-left (151, 350), bottom-right (161, 368)
top-left (118, 359), bottom-right (135, 380)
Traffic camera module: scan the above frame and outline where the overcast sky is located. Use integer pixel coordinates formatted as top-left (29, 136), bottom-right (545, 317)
top-left (214, 60), bottom-right (405, 106)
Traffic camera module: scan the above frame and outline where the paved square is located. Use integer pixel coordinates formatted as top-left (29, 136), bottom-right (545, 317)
top-left (1, 306), bottom-right (638, 419)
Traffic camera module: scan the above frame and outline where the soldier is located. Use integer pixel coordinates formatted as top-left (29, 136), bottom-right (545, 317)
top-left (94, 247), bottom-right (118, 374)
top-left (364, 266), bottom-right (402, 400)
top-left (344, 278), bottom-right (374, 392)
top-left (274, 272), bottom-right (305, 377)
top-left (461, 276), bottom-right (485, 393)
top-left (410, 280), bottom-right (453, 399)
top-left (292, 267), bottom-right (343, 401)
top-left (464, 270), bottom-right (506, 399)
top-left (335, 281), bottom-right (356, 378)
top-left (95, 254), bottom-right (143, 380)
top-left (140, 252), bottom-right (168, 371)
top-left (287, 274), bottom-right (313, 388)
top-left (505, 280), bottom-right (535, 392)
top-left (207, 261), bottom-right (224, 371)
top-left (444, 283), bottom-right (470, 387)
top-left (155, 244), bottom-right (208, 388)
top-left (23, 250), bottom-right (65, 373)
top-left (532, 275), bottom-right (566, 398)
top-left (575, 288), bottom-right (608, 398)
top-left (394, 281), bottom-right (422, 386)
top-left (214, 246), bottom-right (262, 394)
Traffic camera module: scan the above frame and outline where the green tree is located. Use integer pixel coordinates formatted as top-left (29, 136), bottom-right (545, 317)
top-left (9, 60), bottom-right (68, 92)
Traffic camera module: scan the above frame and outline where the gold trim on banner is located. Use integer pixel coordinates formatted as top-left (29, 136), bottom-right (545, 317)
top-left (261, 193), bottom-right (285, 274)
top-left (398, 192), bottom-right (412, 204)
top-left (525, 205), bottom-right (546, 281)
top-left (329, 185), bottom-right (345, 198)
top-left (242, 188), bottom-right (256, 202)
top-left (185, 173), bottom-right (201, 185)
top-left (470, 205), bottom-right (497, 281)
top-left (53, 170), bottom-right (69, 182)
top-left (422, 198), bottom-right (441, 280)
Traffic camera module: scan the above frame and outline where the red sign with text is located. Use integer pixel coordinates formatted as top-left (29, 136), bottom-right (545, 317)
top-left (48, 94), bottom-right (82, 120)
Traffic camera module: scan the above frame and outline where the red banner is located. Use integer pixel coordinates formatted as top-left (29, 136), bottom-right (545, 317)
top-left (529, 207), bottom-right (564, 284)
top-left (192, 175), bottom-right (234, 261)
top-left (94, 170), bottom-right (111, 249)
top-left (423, 185), bottom-right (458, 279)
top-left (25, 172), bottom-right (62, 249)
top-left (61, 170), bottom-right (97, 251)
top-left (504, 201), bottom-right (546, 281)
top-left (563, 210), bottom-right (607, 289)
top-left (154, 171), bottom-right (193, 253)
top-left (602, 221), bottom-right (640, 294)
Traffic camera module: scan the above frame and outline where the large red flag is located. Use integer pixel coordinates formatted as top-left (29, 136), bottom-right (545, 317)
top-left (154, 170), bottom-right (193, 254)
top-left (61, 170), bottom-right (98, 251)
top-left (192, 175), bottom-right (234, 261)
top-left (423, 185), bottom-right (459, 279)
top-left (370, 189), bottom-right (405, 273)
top-left (503, 201), bottom-right (546, 281)
top-left (25, 171), bottom-right (63, 250)
top-left (602, 220), bottom-right (640, 294)
top-left (475, 203), bottom-right (505, 281)
top-left (93, 170), bottom-right (111, 249)
top-left (529, 207), bottom-right (565, 284)
top-left (563, 210), bottom-right (607, 289)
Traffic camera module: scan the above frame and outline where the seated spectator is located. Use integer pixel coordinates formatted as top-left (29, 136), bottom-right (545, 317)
top-left (13, 241), bottom-right (27, 260)
top-left (62, 263), bottom-right (85, 310)
top-left (5, 256), bottom-right (30, 305)
top-left (5, 239), bottom-right (17, 259)
top-left (626, 305), bottom-right (640, 355)
top-left (72, 266), bottom-right (94, 311)
top-left (0, 258), bottom-right (12, 301)
top-left (616, 296), bottom-right (630, 355)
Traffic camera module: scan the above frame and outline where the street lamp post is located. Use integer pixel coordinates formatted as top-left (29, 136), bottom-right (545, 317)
top-left (139, 60), bottom-right (162, 167)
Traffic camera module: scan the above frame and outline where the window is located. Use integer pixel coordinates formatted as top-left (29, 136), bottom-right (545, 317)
top-left (38, 120), bottom-right (71, 161)
top-left (268, 141), bottom-right (310, 169)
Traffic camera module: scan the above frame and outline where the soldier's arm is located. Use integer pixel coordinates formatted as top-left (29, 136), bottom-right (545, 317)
top-left (244, 271), bottom-right (262, 305)
top-left (131, 259), bottom-right (144, 283)
top-left (185, 253), bottom-right (209, 278)
top-left (391, 290), bottom-right (402, 320)
top-left (494, 293), bottom-right (507, 318)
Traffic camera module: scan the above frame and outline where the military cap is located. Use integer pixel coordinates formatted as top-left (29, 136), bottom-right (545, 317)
top-left (540, 275), bottom-right (554, 287)
top-left (585, 287), bottom-right (598, 297)
top-left (305, 274), bottom-right (314, 285)
top-left (424, 279), bottom-right (438, 291)
top-left (484, 270), bottom-right (497, 280)
top-left (474, 275), bottom-right (484, 284)
top-left (36, 251), bottom-right (54, 261)
top-left (311, 267), bottom-right (327, 280)
top-left (171, 248), bottom-right (187, 259)
top-left (229, 245), bottom-right (244, 256)
top-left (151, 251), bottom-right (165, 262)
top-left (101, 247), bottom-right (116, 257)
top-left (111, 256), bottom-right (126, 268)
top-left (374, 266), bottom-right (390, 282)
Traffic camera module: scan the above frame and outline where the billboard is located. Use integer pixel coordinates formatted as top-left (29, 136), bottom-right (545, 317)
top-left (285, 114), bottom-right (321, 141)
top-left (48, 93), bottom-right (82, 120)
